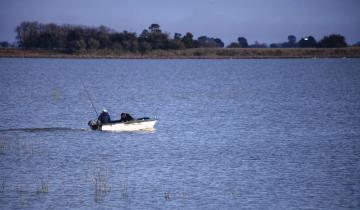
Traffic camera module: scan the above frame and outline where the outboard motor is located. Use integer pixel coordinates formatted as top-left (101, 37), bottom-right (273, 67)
top-left (88, 119), bottom-right (101, 130)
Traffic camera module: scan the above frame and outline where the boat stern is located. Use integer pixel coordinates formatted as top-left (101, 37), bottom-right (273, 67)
top-left (88, 120), bottom-right (101, 130)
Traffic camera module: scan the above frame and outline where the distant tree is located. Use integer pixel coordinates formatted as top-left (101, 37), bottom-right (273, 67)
top-left (138, 30), bottom-right (152, 52)
top-left (87, 38), bottom-right (100, 50)
top-left (237, 37), bottom-right (249, 48)
top-left (319, 34), bottom-right (347, 48)
top-left (16, 21), bottom-right (300, 53)
top-left (214, 38), bottom-right (224, 48)
top-left (168, 39), bottom-right (185, 50)
top-left (96, 26), bottom-right (112, 49)
top-left (149, 23), bottom-right (161, 33)
top-left (15, 21), bottom-right (40, 49)
top-left (109, 32), bottom-right (123, 47)
top-left (174, 33), bottom-right (182, 40)
top-left (250, 41), bottom-right (268, 48)
top-left (66, 28), bottom-right (83, 51)
top-left (149, 32), bottom-right (169, 49)
top-left (139, 29), bottom-right (150, 41)
top-left (270, 43), bottom-right (282, 48)
top-left (40, 23), bottom-right (65, 49)
top-left (37, 32), bottom-right (56, 49)
top-left (139, 41), bottom-right (152, 53)
top-left (354, 41), bottom-right (360, 47)
top-left (227, 42), bottom-right (241, 48)
top-left (280, 35), bottom-right (298, 48)
top-left (298, 36), bottom-right (317, 48)
top-left (76, 40), bottom-right (87, 51)
top-left (193, 40), bottom-right (200, 48)
top-left (131, 40), bottom-right (139, 52)
top-left (197, 36), bottom-right (207, 46)
top-left (112, 42), bottom-right (124, 51)
top-left (141, 24), bottom-right (171, 50)
top-left (68, 39), bottom-right (86, 51)
top-left (0, 41), bottom-right (11, 48)
top-left (121, 31), bottom-right (138, 51)
top-left (182, 32), bottom-right (194, 48)
top-left (288, 35), bottom-right (296, 46)
top-left (197, 36), bottom-right (223, 48)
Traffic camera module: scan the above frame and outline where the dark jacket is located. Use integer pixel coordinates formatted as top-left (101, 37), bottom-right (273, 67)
top-left (120, 113), bottom-right (134, 122)
top-left (98, 112), bottom-right (111, 124)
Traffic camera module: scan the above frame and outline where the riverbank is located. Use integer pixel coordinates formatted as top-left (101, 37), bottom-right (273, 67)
top-left (1, 47), bottom-right (360, 59)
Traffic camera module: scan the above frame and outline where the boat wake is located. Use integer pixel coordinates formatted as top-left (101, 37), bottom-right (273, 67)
top-left (0, 127), bottom-right (89, 133)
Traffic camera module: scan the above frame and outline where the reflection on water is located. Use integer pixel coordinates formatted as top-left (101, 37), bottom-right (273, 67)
top-left (0, 127), bottom-right (89, 133)
top-left (0, 58), bottom-right (360, 209)
top-left (93, 168), bottom-right (111, 203)
top-left (0, 127), bottom-right (155, 133)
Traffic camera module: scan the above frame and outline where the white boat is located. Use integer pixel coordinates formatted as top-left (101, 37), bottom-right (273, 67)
top-left (88, 118), bottom-right (157, 132)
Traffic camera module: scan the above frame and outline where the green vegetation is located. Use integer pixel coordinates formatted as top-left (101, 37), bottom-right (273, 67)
top-left (14, 21), bottom-right (223, 53)
top-left (0, 179), bottom-right (4, 193)
top-left (13, 21), bottom-right (355, 51)
top-left (0, 21), bottom-right (359, 58)
top-left (93, 170), bottom-right (111, 203)
top-left (0, 141), bottom-right (6, 155)
top-left (1, 47), bottom-right (359, 58)
top-left (318, 34), bottom-right (348, 48)
top-left (164, 191), bottom-right (171, 200)
top-left (36, 180), bottom-right (49, 194)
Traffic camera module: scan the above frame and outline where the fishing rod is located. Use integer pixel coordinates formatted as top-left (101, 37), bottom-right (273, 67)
top-left (80, 79), bottom-right (99, 117)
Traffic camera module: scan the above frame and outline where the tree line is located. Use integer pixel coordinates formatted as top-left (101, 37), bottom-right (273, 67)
top-left (4, 21), bottom-right (357, 52)
top-left (229, 34), bottom-right (350, 48)
top-left (13, 21), bottom-right (224, 52)
top-left (268, 34), bottom-right (348, 48)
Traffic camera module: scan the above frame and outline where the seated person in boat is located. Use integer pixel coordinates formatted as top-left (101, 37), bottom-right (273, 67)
top-left (120, 112), bottom-right (134, 122)
top-left (98, 109), bottom-right (111, 123)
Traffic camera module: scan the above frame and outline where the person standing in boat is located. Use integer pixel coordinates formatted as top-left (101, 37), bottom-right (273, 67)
top-left (98, 109), bottom-right (111, 124)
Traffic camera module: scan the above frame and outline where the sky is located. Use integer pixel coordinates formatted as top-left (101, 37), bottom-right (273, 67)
top-left (1, 0), bottom-right (360, 45)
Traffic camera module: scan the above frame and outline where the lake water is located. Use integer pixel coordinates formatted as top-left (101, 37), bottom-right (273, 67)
top-left (0, 58), bottom-right (359, 210)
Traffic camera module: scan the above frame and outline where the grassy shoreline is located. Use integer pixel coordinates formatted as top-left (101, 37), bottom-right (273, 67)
top-left (1, 47), bottom-right (360, 59)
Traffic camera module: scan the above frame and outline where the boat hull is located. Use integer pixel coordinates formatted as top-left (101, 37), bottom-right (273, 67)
top-left (88, 118), bottom-right (157, 131)
top-left (101, 120), bottom-right (157, 131)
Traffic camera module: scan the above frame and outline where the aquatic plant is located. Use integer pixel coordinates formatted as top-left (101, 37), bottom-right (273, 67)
top-left (121, 183), bottom-right (128, 199)
top-left (0, 142), bottom-right (6, 155)
top-left (16, 184), bottom-right (26, 194)
top-left (93, 170), bottom-right (111, 203)
top-left (0, 179), bottom-right (5, 193)
top-left (164, 192), bottom-right (171, 200)
top-left (120, 162), bottom-right (130, 201)
top-left (36, 180), bottom-right (49, 194)
top-left (163, 190), bottom-right (190, 201)
top-left (18, 142), bottom-right (34, 156)
top-left (51, 89), bottom-right (62, 102)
